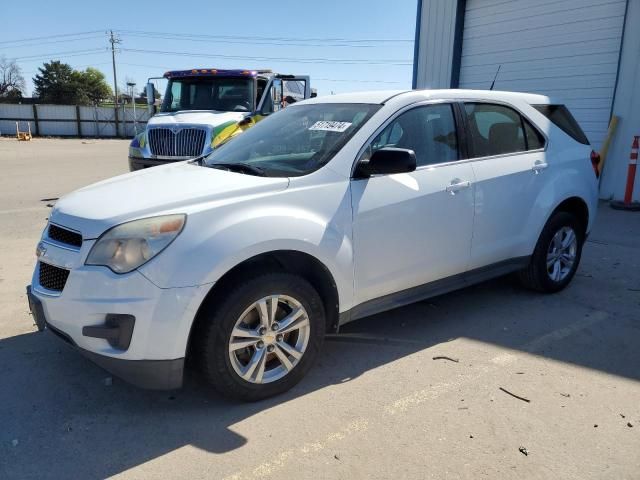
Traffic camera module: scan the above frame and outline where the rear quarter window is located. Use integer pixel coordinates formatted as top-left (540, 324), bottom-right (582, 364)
top-left (533, 104), bottom-right (589, 145)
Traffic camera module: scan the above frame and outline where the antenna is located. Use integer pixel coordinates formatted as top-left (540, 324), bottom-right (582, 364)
top-left (489, 65), bottom-right (501, 91)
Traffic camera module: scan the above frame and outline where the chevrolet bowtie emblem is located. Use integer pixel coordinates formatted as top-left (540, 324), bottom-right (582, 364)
top-left (36, 242), bottom-right (47, 258)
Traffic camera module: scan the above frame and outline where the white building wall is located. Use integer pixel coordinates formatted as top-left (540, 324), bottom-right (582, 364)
top-left (413, 0), bottom-right (461, 89)
top-left (600, 0), bottom-right (640, 201)
top-left (457, 0), bottom-right (627, 151)
top-left (414, 0), bottom-right (638, 200)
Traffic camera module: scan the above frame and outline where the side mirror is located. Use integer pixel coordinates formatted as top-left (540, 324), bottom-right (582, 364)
top-left (146, 82), bottom-right (156, 114)
top-left (354, 147), bottom-right (417, 178)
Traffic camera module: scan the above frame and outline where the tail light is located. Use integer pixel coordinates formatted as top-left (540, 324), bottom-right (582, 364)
top-left (590, 150), bottom-right (601, 178)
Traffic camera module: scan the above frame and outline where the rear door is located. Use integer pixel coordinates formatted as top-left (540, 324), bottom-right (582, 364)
top-left (351, 102), bottom-right (475, 306)
top-left (462, 101), bottom-right (548, 269)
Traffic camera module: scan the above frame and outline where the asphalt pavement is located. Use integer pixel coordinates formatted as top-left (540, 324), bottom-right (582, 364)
top-left (1, 137), bottom-right (638, 479)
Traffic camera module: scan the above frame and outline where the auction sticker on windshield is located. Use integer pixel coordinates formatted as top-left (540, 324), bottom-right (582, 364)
top-left (309, 121), bottom-right (352, 132)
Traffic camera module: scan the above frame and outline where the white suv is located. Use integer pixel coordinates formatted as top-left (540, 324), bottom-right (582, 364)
top-left (27, 89), bottom-right (599, 400)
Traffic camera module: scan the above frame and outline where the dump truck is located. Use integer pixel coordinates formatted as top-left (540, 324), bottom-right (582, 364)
top-left (128, 68), bottom-right (311, 170)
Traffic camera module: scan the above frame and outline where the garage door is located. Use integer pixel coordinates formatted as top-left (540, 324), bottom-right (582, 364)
top-left (458, 0), bottom-right (627, 149)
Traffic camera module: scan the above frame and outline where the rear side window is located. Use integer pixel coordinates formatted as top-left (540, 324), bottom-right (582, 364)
top-left (533, 104), bottom-right (589, 145)
top-left (464, 103), bottom-right (526, 157)
top-left (523, 118), bottom-right (545, 150)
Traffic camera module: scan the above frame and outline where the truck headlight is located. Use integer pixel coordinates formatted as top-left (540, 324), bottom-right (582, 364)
top-left (86, 214), bottom-right (186, 273)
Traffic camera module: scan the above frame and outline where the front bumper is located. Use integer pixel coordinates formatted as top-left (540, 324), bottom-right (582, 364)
top-left (27, 284), bottom-right (190, 390)
top-left (28, 232), bottom-right (212, 389)
top-left (128, 156), bottom-right (175, 171)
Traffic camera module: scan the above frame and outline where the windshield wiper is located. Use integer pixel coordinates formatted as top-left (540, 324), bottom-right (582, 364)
top-left (187, 153), bottom-right (210, 166)
top-left (209, 162), bottom-right (267, 176)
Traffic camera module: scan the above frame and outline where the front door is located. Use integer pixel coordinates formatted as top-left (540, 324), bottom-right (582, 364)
top-left (351, 102), bottom-right (475, 307)
top-left (258, 76), bottom-right (311, 115)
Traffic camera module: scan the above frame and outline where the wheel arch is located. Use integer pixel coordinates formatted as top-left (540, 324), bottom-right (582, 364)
top-left (527, 192), bottom-right (592, 257)
top-left (551, 196), bottom-right (590, 235)
top-left (185, 249), bottom-right (340, 365)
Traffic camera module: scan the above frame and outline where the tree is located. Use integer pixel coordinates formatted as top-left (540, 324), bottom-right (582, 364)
top-left (33, 61), bottom-right (112, 105)
top-left (140, 84), bottom-right (161, 100)
top-left (0, 56), bottom-right (26, 101)
top-left (77, 67), bottom-right (112, 104)
top-left (33, 61), bottom-right (80, 104)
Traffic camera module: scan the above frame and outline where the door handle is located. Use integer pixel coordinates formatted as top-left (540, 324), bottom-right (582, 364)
top-left (532, 160), bottom-right (548, 174)
top-left (445, 179), bottom-right (471, 194)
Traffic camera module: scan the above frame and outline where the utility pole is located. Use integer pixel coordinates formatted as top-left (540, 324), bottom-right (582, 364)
top-left (109, 30), bottom-right (121, 137)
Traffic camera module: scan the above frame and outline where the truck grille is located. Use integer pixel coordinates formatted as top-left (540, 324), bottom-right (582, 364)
top-left (39, 262), bottom-right (70, 292)
top-left (148, 127), bottom-right (207, 157)
top-left (48, 224), bottom-right (82, 248)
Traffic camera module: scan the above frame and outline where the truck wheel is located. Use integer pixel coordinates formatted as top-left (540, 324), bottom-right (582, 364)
top-left (197, 273), bottom-right (325, 401)
top-left (519, 211), bottom-right (584, 293)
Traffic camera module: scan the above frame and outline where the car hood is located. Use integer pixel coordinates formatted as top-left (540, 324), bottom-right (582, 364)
top-left (148, 110), bottom-right (248, 127)
top-left (50, 162), bottom-right (289, 239)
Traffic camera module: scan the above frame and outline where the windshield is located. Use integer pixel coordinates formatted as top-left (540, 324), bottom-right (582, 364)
top-left (161, 77), bottom-right (254, 113)
top-left (203, 103), bottom-right (381, 177)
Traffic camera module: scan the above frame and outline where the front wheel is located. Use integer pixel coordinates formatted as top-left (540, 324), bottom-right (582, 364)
top-left (519, 211), bottom-right (585, 293)
top-left (197, 273), bottom-right (325, 401)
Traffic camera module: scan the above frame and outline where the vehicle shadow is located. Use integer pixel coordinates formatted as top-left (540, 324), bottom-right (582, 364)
top-left (2, 229), bottom-right (638, 478)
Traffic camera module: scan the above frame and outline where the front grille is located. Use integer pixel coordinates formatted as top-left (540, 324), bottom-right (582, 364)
top-left (48, 224), bottom-right (82, 248)
top-left (39, 262), bottom-right (70, 292)
top-left (148, 127), bottom-right (207, 157)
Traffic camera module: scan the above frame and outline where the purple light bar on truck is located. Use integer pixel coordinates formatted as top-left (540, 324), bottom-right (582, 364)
top-left (164, 69), bottom-right (258, 78)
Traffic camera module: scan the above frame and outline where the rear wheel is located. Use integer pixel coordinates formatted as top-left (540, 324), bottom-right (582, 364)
top-left (519, 211), bottom-right (584, 293)
top-left (197, 273), bottom-right (325, 401)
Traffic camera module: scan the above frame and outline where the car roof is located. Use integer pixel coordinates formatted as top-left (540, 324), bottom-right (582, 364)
top-left (299, 89), bottom-right (552, 106)
top-left (300, 90), bottom-right (408, 104)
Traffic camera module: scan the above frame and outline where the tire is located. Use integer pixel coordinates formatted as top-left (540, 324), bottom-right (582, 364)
top-left (518, 211), bottom-right (585, 293)
top-left (197, 272), bottom-right (325, 401)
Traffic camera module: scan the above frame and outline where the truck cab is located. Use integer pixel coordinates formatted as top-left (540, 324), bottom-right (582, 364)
top-left (128, 69), bottom-right (311, 171)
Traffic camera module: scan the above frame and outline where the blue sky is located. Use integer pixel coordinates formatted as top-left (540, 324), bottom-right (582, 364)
top-left (1, 0), bottom-right (417, 98)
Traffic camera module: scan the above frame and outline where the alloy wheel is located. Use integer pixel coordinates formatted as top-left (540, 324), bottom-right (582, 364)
top-left (546, 226), bottom-right (578, 282)
top-left (228, 295), bottom-right (311, 384)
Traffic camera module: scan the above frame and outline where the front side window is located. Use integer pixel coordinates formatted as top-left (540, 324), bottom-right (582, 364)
top-left (204, 103), bottom-right (380, 177)
top-left (364, 103), bottom-right (459, 167)
top-left (259, 79), bottom-right (308, 115)
top-left (161, 77), bottom-right (254, 113)
top-left (464, 103), bottom-right (526, 157)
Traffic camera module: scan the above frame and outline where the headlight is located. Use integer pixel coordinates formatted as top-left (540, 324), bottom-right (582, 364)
top-left (86, 214), bottom-right (186, 274)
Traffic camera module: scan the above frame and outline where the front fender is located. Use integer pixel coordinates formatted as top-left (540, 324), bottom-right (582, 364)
top-left (129, 131), bottom-right (147, 159)
top-left (138, 181), bottom-right (355, 310)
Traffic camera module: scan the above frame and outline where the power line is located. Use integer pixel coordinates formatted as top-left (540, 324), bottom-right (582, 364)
top-left (22, 61), bottom-right (112, 75)
top-left (118, 32), bottom-right (404, 48)
top-left (0, 34), bottom-right (105, 50)
top-left (315, 78), bottom-right (404, 84)
top-left (0, 30), bottom-right (104, 46)
top-left (116, 62), bottom-right (405, 84)
top-left (12, 48), bottom-right (106, 61)
top-left (68, 61), bottom-right (113, 69)
top-left (120, 48), bottom-right (411, 66)
top-left (116, 29), bottom-right (413, 44)
top-left (116, 61), bottom-right (172, 70)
